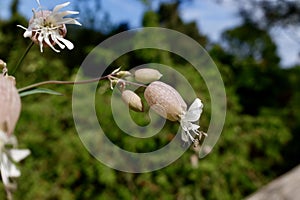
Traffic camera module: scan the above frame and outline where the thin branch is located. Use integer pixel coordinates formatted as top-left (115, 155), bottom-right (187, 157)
top-left (18, 76), bottom-right (109, 92)
top-left (18, 75), bottom-right (147, 93)
top-left (11, 41), bottom-right (34, 75)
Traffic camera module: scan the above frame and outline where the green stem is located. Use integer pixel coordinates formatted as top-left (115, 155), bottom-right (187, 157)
top-left (11, 41), bottom-right (34, 75)
top-left (17, 75), bottom-right (147, 93)
top-left (18, 76), bottom-right (109, 92)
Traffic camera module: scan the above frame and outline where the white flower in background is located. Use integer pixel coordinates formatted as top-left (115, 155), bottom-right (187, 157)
top-left (0, 130), bottom-right (30, 190)
top-left (17, 0), bottom-right (81, 53)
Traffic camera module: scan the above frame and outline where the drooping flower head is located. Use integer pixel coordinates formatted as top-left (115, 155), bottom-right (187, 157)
top-left (144, 81), bottom-right (206, 144)
top-left (17, 0), bottom-right (81, 53)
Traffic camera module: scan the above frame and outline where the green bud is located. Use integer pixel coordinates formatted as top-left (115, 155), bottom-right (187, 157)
top-left (115, 71), bottom-right (132, 78)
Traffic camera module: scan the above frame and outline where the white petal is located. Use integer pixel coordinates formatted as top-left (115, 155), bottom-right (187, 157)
top-left (23, 30), bottom-right (32, 38)
top-left (9, 149), bottom-right (31, 162)
top-left (53, 2), bottom-right (71, 13)
top-left (53, 11), bottom-right (79, 19)
top-left (0, 153), bottom-right (20, 186)
top-left (0, 154), bottom-right (10, 186)
top-left (6, 161), bottom-right (21, 178)
top-left (55, 18), bottom-right (82, 26)
top-left (0, 130), bottom-right (8, 142)
top-left (189, 98), bottom-right (203, 112)
top-left (188, 123), bottom-right (200, 131)
top-left (17, 24), bottom-right (28, 30)
top-left (0, 131), bottom-right (17, 145)
top-left (112, 67), bottom-right (121, 74)
top-left (44, 33), bottom-right (60, 52)
top-left (51, 34), bottom-right (65, 49)
top-left (1, 163), bottom-right (9, 186)
top-left (38, 34), bottom-right (44, 52)
top-left (183, 98), bottom-right (203, 122)
top-left (181, 130), bottom-right (189, 142)
top-left (56, 37), bottom-right (74, 50)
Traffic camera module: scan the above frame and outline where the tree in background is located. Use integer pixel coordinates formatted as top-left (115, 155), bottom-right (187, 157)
top-left (214, 0), bottom-right (300, 171)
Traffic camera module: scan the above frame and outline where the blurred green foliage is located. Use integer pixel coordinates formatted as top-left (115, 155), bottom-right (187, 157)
top-left (0, 1), bottom-right (299, 199)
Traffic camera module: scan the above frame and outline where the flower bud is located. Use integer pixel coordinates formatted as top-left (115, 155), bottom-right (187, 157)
top-left (115, 71), bottom-right (132, 78)
top-left (134, 68), bottom-right (162, 84)
top-left (121, 90), bottom-right (143, 112)
top-left (144, 81), bottom-right (187, 121)
top-left (0, 76), bottom-right (21, 136)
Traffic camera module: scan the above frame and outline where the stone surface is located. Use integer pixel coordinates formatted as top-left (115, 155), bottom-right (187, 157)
top-left (246, 165), bottom-right (300, 200)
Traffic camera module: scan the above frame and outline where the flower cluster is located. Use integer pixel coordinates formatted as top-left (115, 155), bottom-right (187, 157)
top-left (18, 0), bottom-right (81, 53)
top-left (110, 68), bottom-right (207, 146)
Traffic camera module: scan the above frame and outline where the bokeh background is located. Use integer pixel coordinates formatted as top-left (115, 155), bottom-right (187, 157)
top-left (0, 0), bottom-right (299, 199)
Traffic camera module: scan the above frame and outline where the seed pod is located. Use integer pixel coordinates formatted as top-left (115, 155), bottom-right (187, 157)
top-left (0, 76), bottom-right (21, 136)
top-left (144, 81), bottom-right (187, 121)
top-left (121, 90), bottom-right (143, 112)
top-left (134, 68), bottom-right (162, 84)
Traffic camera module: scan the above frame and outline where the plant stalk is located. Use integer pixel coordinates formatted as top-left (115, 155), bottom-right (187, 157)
top-left (11, 41), bottom-right (34, 75)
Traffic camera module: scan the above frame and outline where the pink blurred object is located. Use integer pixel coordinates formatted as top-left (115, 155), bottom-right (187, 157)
top-left (0, 76), bottom-right (21, 136)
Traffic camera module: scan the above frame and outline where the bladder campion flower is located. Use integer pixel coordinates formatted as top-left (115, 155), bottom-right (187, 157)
top-left (179, 98), bottom-right (206, 143)
top-left (144, 81), bottom-right (187, 121)
top-left (144, 81), bottom-right (206, 144)
top-left (17, 1), bottom-right (81, 53)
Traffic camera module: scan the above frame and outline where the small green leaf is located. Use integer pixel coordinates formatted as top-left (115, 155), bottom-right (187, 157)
top-left (19, 88), bottom-right (63, 97)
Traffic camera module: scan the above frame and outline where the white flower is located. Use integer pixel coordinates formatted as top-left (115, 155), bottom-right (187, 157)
top-left (17, 1), bottom-right (81, 53)
top-left (179, 98), bottom-right (207, 143)
top-left (0, 130), bottom-right (30, 189)
top-left (144, 81), bottom-right (206, 144)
